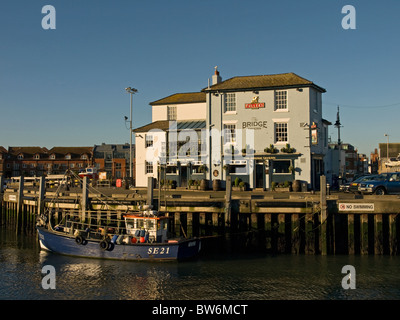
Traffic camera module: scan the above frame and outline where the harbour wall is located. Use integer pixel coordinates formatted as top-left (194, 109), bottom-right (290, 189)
top-left (1, 176), bottom-right (399, 255)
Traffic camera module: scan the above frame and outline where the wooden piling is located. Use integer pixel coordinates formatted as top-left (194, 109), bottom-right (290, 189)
top-left (360, 214), bottom-right (369, 254)
top-left (81, 176), bottom-right (88, 222)
top-left (291, 213), bottom-right (300, 254)
top-left (348, 214), bottom-right (355, 255)
top-left (147, 177), bottom-right (154, 207)
top-left (277, 214), bottom-right (285, 253)
top-left (374, 214), bottom-right (383, 254)
top-left (389, 214), bottom-right (399, 255)
top-left (320, 175), bottom-right (327, 255)
top-left (265, 213), bottom-right (272, 252)
top-left (16, 177), bottom-right (24, 233)
top-left (305, 213), bottom-right (316, 255)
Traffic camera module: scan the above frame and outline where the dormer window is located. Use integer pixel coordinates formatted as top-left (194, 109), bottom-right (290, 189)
top-left (65, 154), bottom-right (71, 160)
top-left (17, 154), bottom-right (24, 160)
top-left (34, 154), bottom-right (40, 160)
top-left (81, 154), bottom-right (88, 160)
top-left (50, 154), bottom-right (56, 160)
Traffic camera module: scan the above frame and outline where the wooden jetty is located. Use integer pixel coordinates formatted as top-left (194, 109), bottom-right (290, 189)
top-left (1, 175), bottom-right (399, 255)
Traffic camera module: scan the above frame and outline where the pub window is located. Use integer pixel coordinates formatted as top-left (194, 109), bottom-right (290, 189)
top-left (272, 160), bottom-right (291, 173)
top-left (275, 90), bottom-right (287, 110)
top-left (275, 122), bottom-right (288, 143)
top-left (224, 93), bottom-right (236, 112)
top-left (166, 165), bottom-right (177, 174)
top-left (228, 164), bottom-right (247, 175)
top-left (145, 161), bottom-right (153, 174)
top-left (145, 134), bottom-right (153, 148)
top-left (191, 165), bottom-right (203, 174)
top-left (167, 106), bottom-right (177, 120)
top-left (223, 124), bottom-right (236, 144)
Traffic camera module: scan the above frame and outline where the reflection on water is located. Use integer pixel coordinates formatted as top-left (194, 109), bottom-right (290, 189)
top-left (0, 227), bottom-right (399, 300)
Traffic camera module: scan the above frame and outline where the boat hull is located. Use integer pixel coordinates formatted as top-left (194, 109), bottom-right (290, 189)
top-left (37, 227), bottom-right (201, 261)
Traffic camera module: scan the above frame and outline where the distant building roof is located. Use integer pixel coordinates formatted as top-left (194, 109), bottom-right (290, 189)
top-left (202, 72), bottom-right (326, 93)
top-left (8, 146), bottom-right (49, 156)
top-left (48, 147), bottom-right (93, 156)
top-left (150, 92), bottom-right (206, 106)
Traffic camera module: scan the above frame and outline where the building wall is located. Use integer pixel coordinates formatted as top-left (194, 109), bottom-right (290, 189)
top-left (135, 130), bottom-right (166, 187)
top-left (152, 102), bottom-right (206, 122)
top-left (206, 87), bottom-right (327, 189)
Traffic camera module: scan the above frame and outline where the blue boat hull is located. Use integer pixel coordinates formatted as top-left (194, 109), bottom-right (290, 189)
top-left (37, 227), bottom-right (201, 261)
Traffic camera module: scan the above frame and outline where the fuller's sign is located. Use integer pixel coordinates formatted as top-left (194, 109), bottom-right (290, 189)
top-left (245, 96), bottom-right (265, 109)
top-left (245, 103), bottom-right (265, 109)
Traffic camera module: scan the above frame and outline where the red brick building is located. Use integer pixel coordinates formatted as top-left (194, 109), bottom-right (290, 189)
top-left (2, 146), bottom-right (94, 177)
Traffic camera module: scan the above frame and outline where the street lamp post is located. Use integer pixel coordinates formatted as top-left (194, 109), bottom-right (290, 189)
top-left (125, 87), bottom-right (138, 184)
top-left (384, 133), bottom-right (389, 172)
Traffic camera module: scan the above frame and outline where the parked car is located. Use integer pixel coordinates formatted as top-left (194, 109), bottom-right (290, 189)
top-left (348, 174), bottom-right (380, 193)
top-left (358, 172), bottom-right (400, 195)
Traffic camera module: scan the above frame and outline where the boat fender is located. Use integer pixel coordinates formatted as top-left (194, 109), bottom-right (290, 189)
top-left (75, 235), bottom-right (84, 245)
top-left (99, 240), bottom-right (110, 251)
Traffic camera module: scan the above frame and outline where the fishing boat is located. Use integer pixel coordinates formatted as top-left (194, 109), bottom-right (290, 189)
top-left (37, 206), bottom-right (201, 261)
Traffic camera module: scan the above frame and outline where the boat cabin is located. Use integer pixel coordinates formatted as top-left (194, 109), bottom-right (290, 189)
top-left (124, 212), bottom-right (169, 243)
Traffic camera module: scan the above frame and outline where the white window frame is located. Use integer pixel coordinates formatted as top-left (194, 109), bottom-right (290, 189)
top-left (167, 106), bottom-right (177, 120)
top-left (145, 161), bottom-right (153, 174)
top-left (223, 123), bottom-right (237, 144)
top-left (274, 90), bottom-right (288, 111)
top-left (224, 93), bottom-right (236, 113)
top-left (274, 122), bottom-right (288, 143)
top-left (145, 134), bottom-right (153, 148)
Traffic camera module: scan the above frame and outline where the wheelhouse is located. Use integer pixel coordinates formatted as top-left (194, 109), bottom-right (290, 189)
top-left (124, 213), bottom-right (170, 243)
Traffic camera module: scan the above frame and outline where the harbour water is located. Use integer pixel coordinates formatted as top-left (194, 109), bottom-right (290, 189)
top-left (0, 225), bottom-right (399, 301)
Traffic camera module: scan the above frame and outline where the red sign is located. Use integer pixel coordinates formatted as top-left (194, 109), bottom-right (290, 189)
top-left (245, 103), bottom-right (265, 109)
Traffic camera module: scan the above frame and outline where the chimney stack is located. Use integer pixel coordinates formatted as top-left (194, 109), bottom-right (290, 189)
top-left (212, 66), bottom-right (222, 85)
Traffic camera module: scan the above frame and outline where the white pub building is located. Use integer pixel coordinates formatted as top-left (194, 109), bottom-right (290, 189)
top-left (134, 68), bottom-right (331, 190)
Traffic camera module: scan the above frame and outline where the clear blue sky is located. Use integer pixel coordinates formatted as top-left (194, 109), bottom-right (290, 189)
top-left (1, 0), bottom-right (399, 156)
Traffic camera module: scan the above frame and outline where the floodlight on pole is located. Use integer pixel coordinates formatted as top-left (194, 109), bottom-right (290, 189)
top-left (125, 87), bottom-right (138, 183)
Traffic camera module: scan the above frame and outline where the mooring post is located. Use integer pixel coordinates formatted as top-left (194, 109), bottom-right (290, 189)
top-left (360, 213), bottom-right (369, 254)
top-left (291, 213), bottom-right (300, 254)
top-left (16, 176), bottom-right (24, 232)
top-left (389, 214), bottom-right (398, 255)
top-left (374, 214), bottom-right (383, 255)
top-left (348, 213), bottom-right (355, 255)
top-left (320, 175), bottom-right (327, 255)
top-left (38, 176), bottom-right (46, 217)
top-left (147, 176), bottom-right (154, 207)
top-left (225, 175), bottom-right (232, 230)
top-left (0, 175), bottom-right (4, 193)
top-left (81, 176), bottom-right (89, 222)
